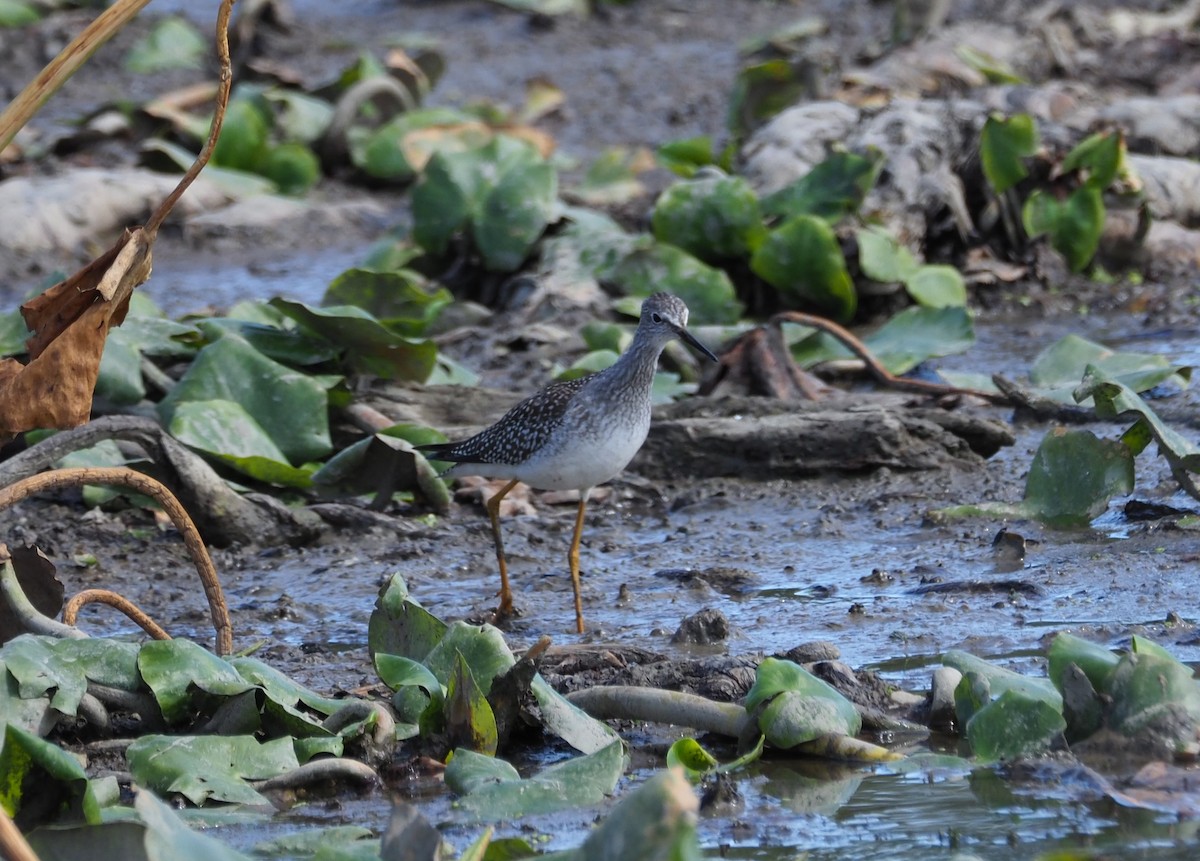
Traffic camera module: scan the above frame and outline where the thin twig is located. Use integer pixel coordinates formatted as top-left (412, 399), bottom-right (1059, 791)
top-left (0, 806), bottom-right (40, 861)
top-left (0, 467), bottom-right (233, 655)
top-left (63, 589), bottom-right (172, 641)
top-left (772, 311), bottom-right (1013, 404)
top-left (0, 0), bottom-right (156, 155)
top-left (144, 0), bottom-right (237, 235)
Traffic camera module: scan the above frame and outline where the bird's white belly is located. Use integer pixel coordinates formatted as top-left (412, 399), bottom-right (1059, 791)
top-left (510, 414), bottom-right (650, 491)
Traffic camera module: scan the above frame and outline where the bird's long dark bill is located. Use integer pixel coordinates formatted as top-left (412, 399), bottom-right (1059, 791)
top-left (677, 326), bottom-right (719, 362)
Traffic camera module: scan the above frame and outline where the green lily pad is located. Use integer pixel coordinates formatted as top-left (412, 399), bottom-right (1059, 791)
top-left (905, 265), bottom-right (967, 308)
top-left (1030, 334), bottom-right (1190, 403)
top-left (212, 96), bottom-right (272, 173)
top-left (262, 90), bottom-right (336, 145)
top-left (159, 332), bottom-right (332, 464)
top-left (270, 298), bottom-right (437, 381)
top-left (96, 330), bottom-right (145, 407)
top-left (137, 640), bottom-right (255, 725)
top-left (980, 113), bottom-right (1038, 195)
top-left (651, 174), bottom-right (765, 261)
top-left (761, 151), bottom-right (883, 222)
top-left (656, 135), bottom-right (731, 178)
top-left (259, 142), bottom-right (321, 195)
top-left (167, 399), bottom-right (315, 488)
top-left (788, 305), bottom-right (974, 375)
top-left (1062, 130), bottom-right (1124, 190)
top-left (746, 658), bottom-right (860, 748)
top-left (0, 723), bottom-right (102, 828)
top-left (2, 636), bottom-right (141, 717)
top-left (322, 269), bottom-right (451, 335)
top-left (444, 739), bottom-right (625, 820)
top-left (125, 17), bottom-right (205, 73)
top-left (367, 573), bottom-right (448, 666)
top-left (445, 652), bottom-right (499, 756)
top-left (475, 158), bottom-right (558, 272)
top-left (1075, 365), bottom-right (1200, 498)
top-left (127, 735), bottom-right (297, 806)
top-left (0, 1), bottom-right (39, 27)
top-left (1047, 632), bottom-right (1120, 696)
top-left (666, 738), bottom-right (719, 781)
top-left (1108, 648), bottom-right (1200, 738)
top-left (944, 650), bottom-right (1062, 724)
top-left (1023, 185), bottom-right (1104, 272)
top-left (963, 687), bottom-right (1066, 762)
top-left (606, 243), bottom-right (744, 325)
top-left (310, 430), bottom-right (450, 511)
top-left (230, 657), bottom-right (344, 717)
top-left (195, 318), bottom-right (340, 367)
top-left (0, 308), bottom-right (29, 355)
top-left (934, 427), bottom-right (1134, 526)
top-left (539, 768), bottom-right (699, 861)
top-left (856, 226), bottom-right (919, 284)
top-left (751, 215), bottom-right (856, 321)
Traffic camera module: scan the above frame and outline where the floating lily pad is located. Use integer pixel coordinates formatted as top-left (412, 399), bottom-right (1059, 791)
top-left (1030, 335), bottom-right (1190, 403)
top-left (445, 739), bottom-right (625, 820)
top-left (934, 427), bottom-right (1134, 526)
top-left (127, 734), bottom-right (297, 806)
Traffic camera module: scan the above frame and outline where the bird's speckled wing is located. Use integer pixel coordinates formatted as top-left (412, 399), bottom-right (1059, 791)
top-left (419, 376), bottom-right (591, 466)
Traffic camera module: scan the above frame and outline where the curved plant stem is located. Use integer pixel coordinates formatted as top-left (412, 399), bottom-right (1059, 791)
top-left (63, 589), bottom-right (172, 642)
top-left (0, 467), bottom-right (233, 655)
top-left (771, 311), bottom-right (1011, 404)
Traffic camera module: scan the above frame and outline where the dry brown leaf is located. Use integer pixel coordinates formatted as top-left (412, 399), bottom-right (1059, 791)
top-left (0, 228), bottom-right (153, 440)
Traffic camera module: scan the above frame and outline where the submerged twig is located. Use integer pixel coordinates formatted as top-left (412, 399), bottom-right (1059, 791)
top-left (64, 589), bottom-right (172, 641)
top-left (0, 467), bottom-right (233, 655)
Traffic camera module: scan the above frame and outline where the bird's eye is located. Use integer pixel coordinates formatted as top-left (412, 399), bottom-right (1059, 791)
top-left (651, 312), bottom-right (663, 324)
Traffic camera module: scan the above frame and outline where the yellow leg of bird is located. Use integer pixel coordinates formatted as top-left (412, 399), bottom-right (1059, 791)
top-left (486, 478), bottom-right (521, 618)
top-left (568, 490), bottom-right (590, 633)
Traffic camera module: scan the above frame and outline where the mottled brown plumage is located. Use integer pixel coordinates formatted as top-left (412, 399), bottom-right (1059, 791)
top-left (419, 293), bottom-right (717, 632)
